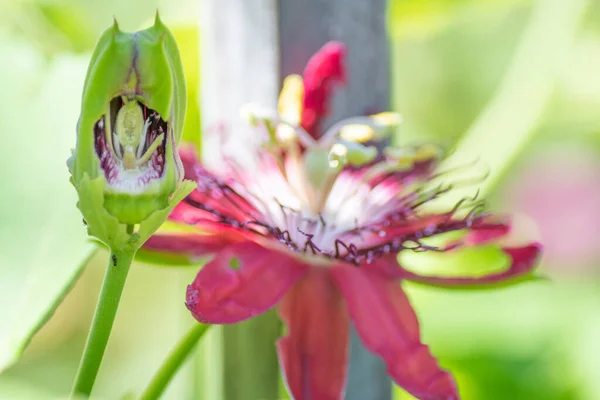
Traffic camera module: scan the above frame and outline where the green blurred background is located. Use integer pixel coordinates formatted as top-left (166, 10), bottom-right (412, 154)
top-left (1, 0), bottom-right (600, 399)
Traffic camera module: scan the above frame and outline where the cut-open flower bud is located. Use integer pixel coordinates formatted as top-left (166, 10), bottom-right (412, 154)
top-left (67, 14), bottom-right (195, 250)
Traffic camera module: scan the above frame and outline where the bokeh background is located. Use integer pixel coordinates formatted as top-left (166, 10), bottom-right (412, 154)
top-left (1, 0), bottom-right (600, 399)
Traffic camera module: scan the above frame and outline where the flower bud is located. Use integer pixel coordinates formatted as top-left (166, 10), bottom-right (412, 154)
top-left (67, 14), bottom-right (195, 250)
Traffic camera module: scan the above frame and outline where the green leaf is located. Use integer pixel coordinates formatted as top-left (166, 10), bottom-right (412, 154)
top-left (0, 44), bottom-right (96, 372)
top-left (171, 26), bottom-right (202, 151)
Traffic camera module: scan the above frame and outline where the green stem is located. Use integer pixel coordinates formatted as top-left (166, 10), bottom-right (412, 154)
top-left (222, 310), bottom-right (281, 400)
top-left (70, 250), bottom-right (134, 398)
top-left (139, 323), bottom-right (209, 400)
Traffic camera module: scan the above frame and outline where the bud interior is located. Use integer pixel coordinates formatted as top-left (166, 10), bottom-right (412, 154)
top-left (94, 97), bottom-right (168, 193)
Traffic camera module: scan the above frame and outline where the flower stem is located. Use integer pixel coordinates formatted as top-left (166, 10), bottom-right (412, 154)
top-left (222, 310), bottom-right (281, 400)
top-left (70, 250), bottom-right (134, 398)
top-left (139, 323), bottom-right (210, 400)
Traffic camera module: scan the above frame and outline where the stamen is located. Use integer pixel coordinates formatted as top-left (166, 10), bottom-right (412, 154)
top-left (136, 133), bottom-right (164, 167)
top-left (319, 116), bottom-right (385, 147)
top-left (240, 103), bottom-right (317, 148)
top-left (136, 118), bottom-right (151, 159)
top-left (297, 228), bottom-right (321, 254)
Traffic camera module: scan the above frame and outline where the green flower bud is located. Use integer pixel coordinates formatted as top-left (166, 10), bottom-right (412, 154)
top-left (67, 14), bottom-right (195, 251)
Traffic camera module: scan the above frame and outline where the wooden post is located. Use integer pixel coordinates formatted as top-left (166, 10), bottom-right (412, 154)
top-left (280, 2), bottom-right (392, 399)
top-left (200, 0), bottom-right (280, 166)
top-left (201, 0), bottom-right (391, 399)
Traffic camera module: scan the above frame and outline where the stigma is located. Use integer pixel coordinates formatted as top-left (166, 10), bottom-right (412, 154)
top-left (108, 98), bottom-right (164, 170)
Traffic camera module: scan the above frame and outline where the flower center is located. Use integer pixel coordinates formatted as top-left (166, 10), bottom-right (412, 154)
top-left (94, 97), bottom-right (167, 192)
top-left (189, 145), bottom-right (467, 266)
top-left (187, 108), bottom-right (484, 266)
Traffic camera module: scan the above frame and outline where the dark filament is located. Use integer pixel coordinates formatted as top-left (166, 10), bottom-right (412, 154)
top-left (183, 165), bottom-right (493, 267)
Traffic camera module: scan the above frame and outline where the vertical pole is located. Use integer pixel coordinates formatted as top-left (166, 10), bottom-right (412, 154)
top-left (200, 1), bottom-right (282, 400)
top-left (278, 1), bottom-right (392, 399)
top-left (201, 0), bottom-right (391, 398)
top-left (201, 0), bottom-right (280, 166)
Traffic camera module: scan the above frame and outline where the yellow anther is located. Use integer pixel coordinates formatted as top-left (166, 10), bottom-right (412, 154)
top-left (339, 124), bottom-right (375, 143)
top-left (396, 156), bottom-right (414, 171)
top-left (414, 144), bottom-right (442, 162)
top-left (371, 112), bottom-right (402, 127)
top-left (384, 147), bottom-right (415, 171)
top-left (278, 74), bottom-right (304, 125)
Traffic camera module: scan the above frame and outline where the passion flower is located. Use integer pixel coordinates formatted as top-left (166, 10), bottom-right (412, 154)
top-left (146, 41), bottom-right (541, 400)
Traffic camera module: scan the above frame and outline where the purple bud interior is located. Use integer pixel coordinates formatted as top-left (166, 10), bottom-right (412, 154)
top-left (94, 97), bottom-right (167, 192)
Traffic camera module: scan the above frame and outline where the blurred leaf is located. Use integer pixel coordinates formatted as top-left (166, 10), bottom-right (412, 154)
top-left (429, 0), bottom-right (589, 210)
top-left (0, 43), bottom-right (96, 372)
top-left (571, 314), bottom-right (600, 399)
top-left (396, 350), bottom-right (580, 400)
top-left (0, 375), bottom-right (58, 399)
top-left (171, 25), bottom-right (202, 151)
top-left (2, 2), bottom-right (92, 57)
top-left (388, 0), bottom-right (529, 39)
top-left (36, 3), bottom-right (97, 52)
top-left (135, 249), bottom-right (206, 267)
top-left (406, 278), bottom-right (600, 357)
top-left (450, 351), bottom-right (580, 400)
top-left (391, 4), bottom-right (531, 152)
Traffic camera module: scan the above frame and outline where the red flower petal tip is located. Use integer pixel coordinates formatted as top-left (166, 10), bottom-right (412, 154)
top-left (302, 41), bottom-right (347, 137)
top-left (185, 242), bottom-right (308, 324)
top-left (506, 241), bottom-right (543, 270)
top-left (303, 41), bottom-right (347, 84)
